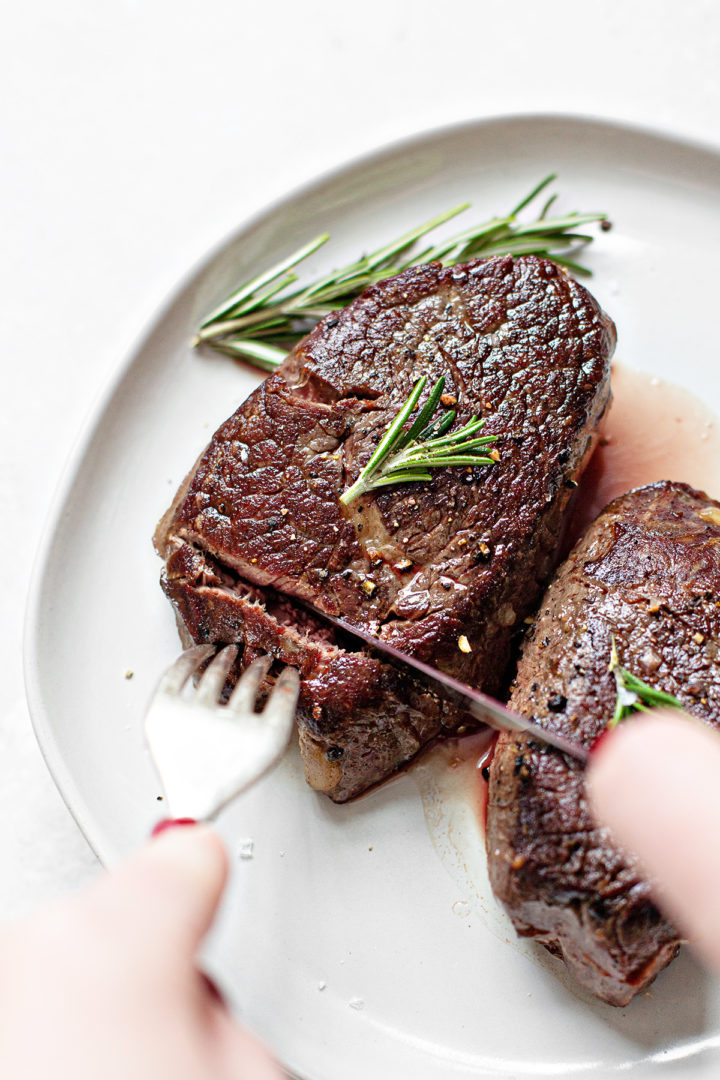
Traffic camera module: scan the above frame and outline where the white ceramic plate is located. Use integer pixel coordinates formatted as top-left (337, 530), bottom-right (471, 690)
top-left (25, 115), bottom-right (720, 1079)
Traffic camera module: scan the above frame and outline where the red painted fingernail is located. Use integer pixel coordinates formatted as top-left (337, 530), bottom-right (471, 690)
top-left (588, 728), bottom-right (614, 758)
top-left (151, 817), bottom-right (197, 838)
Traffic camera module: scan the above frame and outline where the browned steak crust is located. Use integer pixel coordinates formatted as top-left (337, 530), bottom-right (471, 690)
top-left (486, 481), bottom-right (720, 1006)
top-left (156, 255), bottom-right (615, 801)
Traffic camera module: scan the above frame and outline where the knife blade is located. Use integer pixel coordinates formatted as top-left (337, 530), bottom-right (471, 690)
top-left (324, 613), bottom-right (588, 764)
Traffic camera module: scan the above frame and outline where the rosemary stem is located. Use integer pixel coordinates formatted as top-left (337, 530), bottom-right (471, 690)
top-left (195, 176), bottom-right (608, 373)
top-left (196, 307), bottom-right (291, 341)
top-left (339, 475), bottom-right (371, 506)
top-left (339, 375), bottom-right (497, 504)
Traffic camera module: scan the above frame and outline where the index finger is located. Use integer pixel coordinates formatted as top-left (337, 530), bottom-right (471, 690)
top-left (587, 708), bottom-right (720, 970)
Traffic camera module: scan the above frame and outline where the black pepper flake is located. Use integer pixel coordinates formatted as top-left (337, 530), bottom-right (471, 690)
top-left (326, 746), bottom-right (343, 761)
top-left (327, 317), bottom-right (339, 327)
top-left (441, 580), bottom-right (452, 591)
top-left (473, 541), bottom-right (492, 564)
top-left (565, 478), bottom-right (579, 489)
top-left (481, 766), bottom-right (490, 781)
top-left (547, 694), bottom-right (567, 713)
top-left (513, 755), bottom-right (532, 782)
top-left (218, 502), bottom-right (227, 514)
top-left (600, 218), bottom-right (612, 232)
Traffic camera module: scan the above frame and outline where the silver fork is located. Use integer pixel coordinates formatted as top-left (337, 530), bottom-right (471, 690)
top-left (145, 644), bottom-right (300, 822)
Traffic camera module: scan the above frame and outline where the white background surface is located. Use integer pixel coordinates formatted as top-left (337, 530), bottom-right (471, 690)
top-left (2, 0), bottom-right (720, 1002)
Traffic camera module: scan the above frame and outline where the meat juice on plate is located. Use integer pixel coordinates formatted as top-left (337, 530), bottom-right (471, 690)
top-left (568, 360), bottom-right (720, 541)
top-left (410, 360), bottom-right (720, 949)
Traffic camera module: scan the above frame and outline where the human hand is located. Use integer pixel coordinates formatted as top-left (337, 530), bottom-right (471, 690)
top-left (587, 709), bottom-right (720, 970)
top-left (0, 824), bottom-right (283, 1080)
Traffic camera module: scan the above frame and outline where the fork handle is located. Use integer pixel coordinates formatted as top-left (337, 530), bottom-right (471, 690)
top-left (151, 817), bottom-right (197, 837)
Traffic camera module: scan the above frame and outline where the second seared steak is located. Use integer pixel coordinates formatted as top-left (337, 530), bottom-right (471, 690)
top-left (487, 481), bottom-right (720, 1005)
top-left (156, 255), bottom-right (615, 800)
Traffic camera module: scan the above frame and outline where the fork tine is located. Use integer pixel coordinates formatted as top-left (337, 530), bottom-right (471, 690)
top-left (156, 644), bottom-right (216, 695)
top-left (195, 644), bottom-right (239, 705)
top-left (261, 666), bottom-right (301, 732)
top-left (227, 654), bottom-right (273, 715)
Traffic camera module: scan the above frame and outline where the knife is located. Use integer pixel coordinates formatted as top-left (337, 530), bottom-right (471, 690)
top-left (323, 613), bottom-right (588, 764)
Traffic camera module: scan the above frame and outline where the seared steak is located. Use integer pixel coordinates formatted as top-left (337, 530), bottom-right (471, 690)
top-left (486, 481), bottom-right (720, 1006)
top-left (156, 255), bottom-right (615, 801)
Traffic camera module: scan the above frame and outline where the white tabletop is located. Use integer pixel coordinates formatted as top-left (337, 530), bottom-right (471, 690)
top-left (2, 0), bottom-right (720, 915)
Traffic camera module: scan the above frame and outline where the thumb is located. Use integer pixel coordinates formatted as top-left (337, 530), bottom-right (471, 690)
top-left (80, 824), bottom-right (229, 962)
top-left (587, 708), bottom-right (720, 970)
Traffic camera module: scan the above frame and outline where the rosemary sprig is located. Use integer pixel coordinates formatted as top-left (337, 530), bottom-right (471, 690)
top-left (194, 175), bottom-right (608, 369)
top-left (607, 636), bottom-right (684, 729)
top-left (339, 375), bottom-right (497, 505)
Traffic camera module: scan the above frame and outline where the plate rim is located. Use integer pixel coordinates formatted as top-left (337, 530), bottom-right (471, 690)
top-left (23, 109), bottom-right (720, 869)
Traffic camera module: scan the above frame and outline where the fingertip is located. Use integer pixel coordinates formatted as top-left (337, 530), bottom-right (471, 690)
top-left (586, 707), bottom-right (720, 971)
top-left (84, 824), bottom-right (229, 958)
top-left (586, 708), bottom-right (711, 817)
top-left (150, 822), bottom-right (229, 897)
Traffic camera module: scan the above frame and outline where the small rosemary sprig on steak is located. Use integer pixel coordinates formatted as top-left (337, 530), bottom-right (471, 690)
top-left (607, 636), bottom-right (684, 729)
top-left (340, 375), bottom-right (497, 505)
top-left (194, 175), bottom-right (608, 370)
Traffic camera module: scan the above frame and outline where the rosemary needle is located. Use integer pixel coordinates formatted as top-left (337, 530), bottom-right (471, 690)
top-left (195, 175), bottom-right (608, 370)
top-left (339, 375), bottom-right (497, 505)
top-left (607, 635), bottom-right (684, 729)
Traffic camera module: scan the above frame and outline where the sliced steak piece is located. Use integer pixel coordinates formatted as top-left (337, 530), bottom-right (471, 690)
top-left (162, 539), bottom-right (466, 795)
top-left (486, 481), bottom-right (720, 1006)
top-left (156, 254), bottom-right (615, 801)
